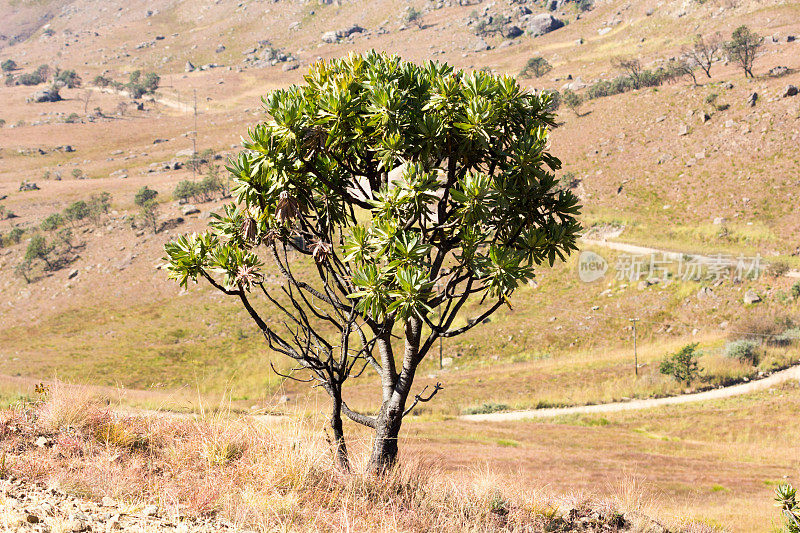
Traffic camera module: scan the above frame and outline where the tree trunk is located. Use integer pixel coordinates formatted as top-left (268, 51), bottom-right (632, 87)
top-left (329, 390), bottom-right (350, 471)
top-left (366, 402), bottom-right (403, 472)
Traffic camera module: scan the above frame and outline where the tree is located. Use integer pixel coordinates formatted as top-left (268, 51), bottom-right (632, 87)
top-left (668, 56), bottom-right (698, 86)
top-left (611, 57), bottom-right (643, 89)
top-left (134, 186), bottom-right (158, 207)
top-left (87, 192), bottom-right (112, 225)
top-left (404, 7), bottom-right (424, 28)
top-left (80, 89), bottom-right (93, 114)
top-left (64, 200), bottom-right (90, 224)
top-left (140, 199), bottom-right (160, 233)
top-left (25, 234), bottom-right (55, 270)
top-left (54, 69), bottom-right (81, 88)
top-left (34, 64), bottom-right (52, 82)
top-left (659, 343), bottom-right (702, 385)
top-left (562, 89), bottom-right (583, 116)
top-left (685, 33), bottom-right (722, 79)
top-left (1, 59), bottom-right (16, 72)
top-left (724, 26), bottom-right (763, 78)
top-left (41, 213), bottom-right (64, 232)
top-left (519, 56), bottom-right (552, 78)
top-left (164, 53), bottom-right (582, 472)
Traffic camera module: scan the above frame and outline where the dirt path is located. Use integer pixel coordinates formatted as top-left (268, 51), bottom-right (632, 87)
top-left (581, 237), bottom-right (800, 279)
top-left (461, 364), bottom-right (800, 422)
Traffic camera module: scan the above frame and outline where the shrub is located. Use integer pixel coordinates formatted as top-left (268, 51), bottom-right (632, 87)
top-left (134, 186), bottom-right (158, 207)
top-left (4, 227), bottom-right (24, 246)
top-left (33, 64), bottom-right (51, 82)
top-left (71, 168), bottom-right (83, 179)
top-left (519, 57), bottom-right (552, 78)
top-left (659, 343), bottom-right (702, 385)
top-left (768, 259), bottom-right (790, 277)
top-left (92, 75), bottom-right (112, 87)
top-left (562, 89), bottom-right (582, 115)
top-left (87, 192), bottom-right (111, 225)
top-left (18, 72), bottom-right (44, 86)
top-left (404, 7), bottom-right (424, 28)
top-left (64, 200), bottom-right (90, 223)
top-left (0, 118), bottom-right (5, 128)
top-left (25, 234), bottom-right (55, 270)
top-left (724, 339), bottom-right (760, 365)
top-left (41, 213), bottom-right (64, 232)
top-left (791, 282), bottom-right (800, 300)
top-left (1, 59), bottom-right (17, 72)
top-left (65, 113), bottom-right (80, 124)
top-left (54, 69), bottom-right (81, 88)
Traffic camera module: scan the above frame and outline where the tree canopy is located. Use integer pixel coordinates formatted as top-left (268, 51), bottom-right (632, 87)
top-left (164, 52), bottom-right (581, 471)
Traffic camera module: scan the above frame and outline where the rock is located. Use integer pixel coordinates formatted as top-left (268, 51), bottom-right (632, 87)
top-left (473, 38), bottom-right (490, 51)
top-left (743, 290), bottom-right (761, 304)
top-left (746, 92), bottom-right (758, 107)
top-left (282, 63), bottom-right (299, 71)
top-left (185, 61), bottom-right (195, 72)
top-left (175, 148), bottom-right (195, 157)
top-left (101, 496), bottom-right (117, 507)
top-left (153, 138), bottom-right (168, 144)
top-left (68, 269), bottom-right (79, 279)
top-left (19, 181), bottom-right (40, 191)
top-left (527, 13), bottom-right (564, 37)
top-left (712, 217), bottom-right (726, 225)
top-left (321, 31), bottom-right (338, 43)
top-left (26, 514), bottom-right (40, 524)
top-left (769, 65), bottom-right (789, 77)
top-left (503, 25), bottom-right (523, 38)
top-left (783, 85), bottom-right (798, 97)
top-left (181, 205), bottom-right (200, 216)
top-left (697, 287), bottom-right (713, 299)
top-left (35, 436), bottom-right (50, 448)
top-left (215, 44), bottom-right (226, 53)
top-left (677, 124), bottom-right (689, 136)
top-left (30, 89), bottom-right (62, 103)
top-left (701, 112), bottom-right (711, 123)
top-left (142, 505), bottom-right (158, 517)
top-left (441, 357), bottom-right (453, 367)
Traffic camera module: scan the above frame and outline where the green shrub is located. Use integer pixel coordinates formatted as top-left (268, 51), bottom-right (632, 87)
top-left (1, 59), bottom-right (17, 72)
top-left (41, 213), bottom-right (64, 232)
top-left (93, 75), bottom-right (112, 87)
top-left (25, 234), bottom-right (55, 270)
top-left (18, 72), bottom-right (44, 86)
top-left (65, 113), bottom-right (80, 124)
top-left (64, 200), bottom-right (90, 223)
top-left (134, 186), bottom-right (158, 207)
top-left (724, 339), bottom-right (760, 365)
top-left (659, 343), bottom-right (702, 385)
top-left (463, 402), bottom-right (509, 415)
top-left (4, 227), bottom-right (24, 246)
top-left (519, 57), bottom-right (552, 78)
top-left (54, 69), bottom-right (81, 88)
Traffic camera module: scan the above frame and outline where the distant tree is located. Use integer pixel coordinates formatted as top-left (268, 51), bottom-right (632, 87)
top-left (41, 213), bottom-right (64, 232)
top-left (562, 89), bottom-right (583, 116)
top-left (14, 260), bottom-right (32, 283)
top-left (134, 186), bottom-right (158, 207)
top-left (87, 192), bottom-right (112, 225)
top-left (667, 56), bottom-right (698, 86)
top-left (55, 227), bottom-right (75, 251)
top-left (612, 57), bottom-right (643, 89)
top-left (18, 72), bottom-right (44, 86)
top-left (404, 7), bottom-right (424, 28)
top-left (685, 33), bottom-right (722, 78)
top-left (164, 53), bottom-right (581, 472)
top-left (33, 64), bottom-right (52, 82)
top-left (25, 234), bottom-right (55, 270)
top-left (92, 75), bottom-right (112, 87)
top-left (140, 199), bottom-right (159, 233)
top-left (724, 25), bottom-right (763, 78)
top-left (54, 69), bottom-right (81, 88)
top-left (80, 89), bottom-right (93, 114)
top-left (659, 343), bottom-right (702, 385)
top-left (64, 200), bottom-right (90, 224)
top-left (1, 59), bottom-right (16, 72)
top-left (519, 56), bottom-right (553, 78)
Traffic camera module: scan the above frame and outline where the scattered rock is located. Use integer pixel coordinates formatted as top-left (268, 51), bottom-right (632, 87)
top-left (783, 85), bottom-right (798, 97)
top-left (68, 269), bottom-right (79, 279)
top-left (182, 205), bottom-right (200, 216)
top-left (185, 60), bottom-right (195, 72)
top-left (768, 65), bottom-right (789, 77)
top-left (746, 92), bottom-right (758, 107)
top-left (677, 124), bottom-right (689, 136)
top-left (19, 181), bottom-right (40, 191)
top-left (282, 63), bottom-right (299, 71)
top-left (215, 44), bottom-right (226, 53)
top-left (503, 25), bottom-right (523, 38)
top-left (473, 38), bottom-right (490, 51)
top-left (101, 496), bottom-right (117, 507)
top-left (743, 290), bottom-right (761, 304)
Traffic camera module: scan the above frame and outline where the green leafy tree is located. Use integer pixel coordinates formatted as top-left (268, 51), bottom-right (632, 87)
top-left (25, 234), bottom-right (55, 270)
top-left (87, 192), bottom-right (112, 225)
top-left (163, 53), bottom-right (581, 472)
top-left (724, 26), bottom-right (763, 78)
top-left (519, 56), bottom-right (552, 78)
top-left (64, 200), bottom-right (90, 224)
top-left (41, 213), bottom-right (64, 232)
top-left (54, 69), bottom-right (81, 88)
top-left (659, 343), bottom-right (702, 385)
top-left (134, 186), bottom-right (158, 207)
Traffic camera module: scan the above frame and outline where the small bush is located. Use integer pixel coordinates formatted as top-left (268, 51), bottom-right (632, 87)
top-left (64, 200), bottom-right (90, 223)
top-left (41, 213), bottom-right (64, 232)
top-left (135, 186), bottom-right (158, 207)
top-left (659, 343), bottom-right (702, 385)
top-left (1, 59), bottom-right (17, 72)
top-left (65, 112), bottom-right (80, 124)
top-left (520, 57), bottom-right (552, 78)
top-left (463, 402), bottom-right (509, 415)
top-left (18, 72), bottom-right (44, 86)
top-left (724, 339), bottom-right (760, 365)
top-left (54, 69), bottom-right (81, 88)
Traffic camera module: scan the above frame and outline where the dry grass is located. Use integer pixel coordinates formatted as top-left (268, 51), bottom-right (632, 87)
top-left (0, 381), bottom-right (687, 532)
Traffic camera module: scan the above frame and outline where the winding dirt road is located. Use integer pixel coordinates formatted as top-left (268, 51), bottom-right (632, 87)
top-left (461, 364), bottom-right (800, 422)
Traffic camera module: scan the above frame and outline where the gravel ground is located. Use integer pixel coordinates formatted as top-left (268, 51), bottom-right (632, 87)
top-left (0, 477), bottom-right (240, 533)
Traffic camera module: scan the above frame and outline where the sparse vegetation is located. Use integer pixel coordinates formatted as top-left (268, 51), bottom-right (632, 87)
top-left (1, 58), bottom-right (17, 72)
top-left (724, 25), bottom-right (763, 78)
top-left (54, 68), bottom-right (81, 88)
top-left (519, 56), bottom-right (552, 78)
top-left (125, 70), bottom-right (160, 99)
top-left (724, 339), bottom-right (760, 365)
top-left (685, 33), bottom-right (722, 78)
top-left (562, 89), bottom-right (583, 116)
top-left (659, 343), bottom-right (702, 385)
top-left (404, 7), bottom-right (424, 28)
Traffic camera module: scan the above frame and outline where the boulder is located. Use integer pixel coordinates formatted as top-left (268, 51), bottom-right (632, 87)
top-left (783, 85), bottom-right (798, 97)
top-left (31, 89), bottom-right (62, 103)
top-left (185, 60), bottom-right (195, 72)
top-left (527, 13), bottom-right (564, 37)
top-left (321, 31), bottom-right (338, 43)
top-left (182, 205), bottom-right (200, 216)
top-left (503, 25), bottom-right (523, 38)
top-left (473, 38), bottom-right (490, 51)
top-left (746, 92), bottom-right (758, 107)
top-left (743, 290), bottom-right (761, 304)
